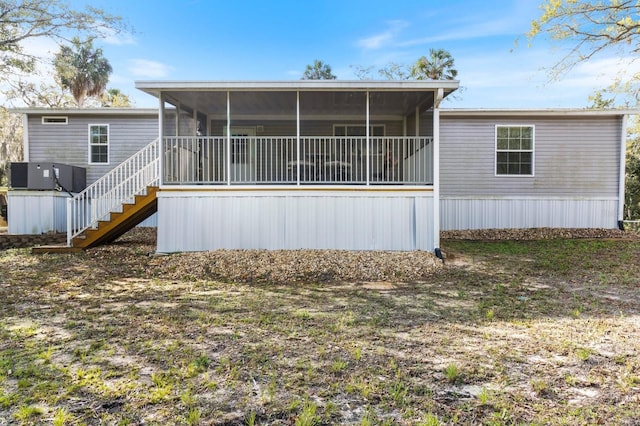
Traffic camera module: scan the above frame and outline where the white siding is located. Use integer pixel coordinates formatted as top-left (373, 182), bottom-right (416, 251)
top-left (440, 116), bottom-right (622, 197)
top-left (157, 191), bottom-right (434, 252)
top-left (8, 191), bottom-right (68, 234)
top-left (28, 114), bottom-right (158, 185)
top-left (441, 197), bottom-right (619, 230)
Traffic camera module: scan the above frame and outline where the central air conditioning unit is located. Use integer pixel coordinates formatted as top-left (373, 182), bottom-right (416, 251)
top-left (9, 162), bottom-right (87, 193)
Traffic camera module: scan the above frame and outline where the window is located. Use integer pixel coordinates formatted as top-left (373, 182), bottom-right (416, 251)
top-left (496, 125), bottom-right (534, 176)
top-left (42, 116), bottom-right (68, 125)
top-left (89, 124), bottom-right (109, 164)
top-left (333, 124), bottom-right (385, 137)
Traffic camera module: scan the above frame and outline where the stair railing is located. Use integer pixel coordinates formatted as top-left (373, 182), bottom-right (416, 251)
top-left (67, 138), bottom-right (160, 246)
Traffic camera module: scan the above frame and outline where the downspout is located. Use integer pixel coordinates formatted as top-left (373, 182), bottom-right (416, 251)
top-left (433, 88), bottom-right (443, 259)
top-left (618, 114), bottom-right (628, 230)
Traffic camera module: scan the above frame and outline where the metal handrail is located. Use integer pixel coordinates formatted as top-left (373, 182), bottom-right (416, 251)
top-left (67, 138), bottom-right (160, 246)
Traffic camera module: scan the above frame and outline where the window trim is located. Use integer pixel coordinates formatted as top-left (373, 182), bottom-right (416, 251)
top-left (42, 116), bottom-right (68, 125)
top-left (88, 124), bottom-right (110, 165)
top-left (494, 124), bottom-right (535, 177)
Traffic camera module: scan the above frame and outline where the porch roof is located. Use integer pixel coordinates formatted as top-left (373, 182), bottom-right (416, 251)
top-left (135, 80), bottom-right (459, 119)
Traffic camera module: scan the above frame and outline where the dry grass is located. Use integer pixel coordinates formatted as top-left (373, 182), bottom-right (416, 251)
top-left (1, 229), bottom-right (639, 425)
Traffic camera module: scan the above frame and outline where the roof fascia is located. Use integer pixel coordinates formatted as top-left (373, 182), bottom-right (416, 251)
top-left (439, 108), bottom-right (637, 117)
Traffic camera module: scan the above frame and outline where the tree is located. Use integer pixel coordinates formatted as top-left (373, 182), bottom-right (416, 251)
top-left (0, 107), bottom-right (22, 185)
top-left (54, 37), bottom-right (112, 107)
top-left (4, 78), bottom-right (74, 108)
top-left (528, 0), bottom-right (640, 101)
top-left (352, 49), bottom-right (458, 81)
top-left (0, 0), bottom-right (126, 82)
top-left (625, 120), bottom-right (640, 220)
top-left (101, 88), bottom-right (132, 107)
top-left (410, 48), bottom-right (458, 80)
top-left (378, 62), bottom-right (411, 80)
top-left (302, 60), bottom-right (337, 80)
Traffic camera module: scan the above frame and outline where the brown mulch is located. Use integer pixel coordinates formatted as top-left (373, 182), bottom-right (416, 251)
top-left (441, 227), bottom-right (640, 241)
top-left (102, 227), bottom-right (640, 285)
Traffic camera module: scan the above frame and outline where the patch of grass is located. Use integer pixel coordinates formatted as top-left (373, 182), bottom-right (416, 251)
top-left (53, 407), bottom-right (74, 426)
top-left (295, 399), bottom-right (320, 426)
top-left (331, 359), bottom-right (348, 374)
top-left (576, 347), bottom-right (593, 362)
top-left (14, 404), bottom-right (44, 422)
top-left (444, 363), bottom-right (461, 384)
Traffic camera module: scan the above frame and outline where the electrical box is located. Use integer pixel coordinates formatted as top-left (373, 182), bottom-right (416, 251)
top-left (9, 162), bottom-right (86, 193)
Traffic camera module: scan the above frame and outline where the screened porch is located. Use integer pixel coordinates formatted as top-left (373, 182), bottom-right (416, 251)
top-left (136, 81), bottom-right (459, 187)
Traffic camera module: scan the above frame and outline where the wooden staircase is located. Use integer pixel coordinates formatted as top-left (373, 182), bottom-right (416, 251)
top-left (33, 186), bottom-right (158, 254)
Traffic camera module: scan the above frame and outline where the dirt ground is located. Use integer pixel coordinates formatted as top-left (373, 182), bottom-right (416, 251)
top-left (0, 229), bottom-right (639, 425)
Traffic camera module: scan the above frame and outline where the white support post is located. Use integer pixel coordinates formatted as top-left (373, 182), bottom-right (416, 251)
top-left (159, 94), bottom-right (165, 187)
top-left (433, 88), bottom-right (444, 251)
top-left (66, 198), bottom-right (72, 247)
top-left (296, 91), bottom-right (301, 186)
top-left (226, 91), bottom-right (231, 186)
top-left (618, 114), bottom-right (628, 227)
top-left (175, 103), bottom-right (180, 136)
top-left (366, 90), bottom-right (370, 186)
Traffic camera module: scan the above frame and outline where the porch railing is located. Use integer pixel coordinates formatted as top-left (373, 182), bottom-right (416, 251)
top-left (67, 138), bottom-right (160, 246)
top-left (163, 136), bottom-right (433, 185)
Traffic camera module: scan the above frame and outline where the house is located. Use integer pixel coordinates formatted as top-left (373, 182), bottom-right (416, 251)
top-left (9, 80), bottom-right (632, 254)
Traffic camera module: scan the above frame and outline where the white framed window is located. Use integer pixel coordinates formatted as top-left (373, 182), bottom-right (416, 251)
top-left (89, 124), bottom-right (109, 164)
top-left (333, 124), bottom-right (385, 137)
top-left (42, 116), bottom-right (68, 125)
top-left (495, 125), bottom-right (534, 176)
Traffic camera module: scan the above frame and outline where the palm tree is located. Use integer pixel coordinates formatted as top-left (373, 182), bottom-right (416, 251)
top-left (302, 60), bottom-right (337, 80)
top-left (54, 37), bottom-right (112, 107)
top-left (411, 48), bottom-right (458, 80)
top-left (101, 88), bottom-right (132, 107)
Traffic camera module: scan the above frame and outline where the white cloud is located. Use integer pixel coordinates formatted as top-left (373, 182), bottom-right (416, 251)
top-left (356, 20), bottom-right (410, 50)
top-left (128, 59), bottom-right (173, 78)
top-left (399, 15), bottom-right (523, 48)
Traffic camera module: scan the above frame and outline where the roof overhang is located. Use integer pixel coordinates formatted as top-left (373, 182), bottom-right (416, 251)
top-left (12, 108), bottom-right (159, 116)
top-left (135, 80), bottom-right (460, 119)
top-left (135, 79), bottom-right (459, 94)
top-left (439, 108), bottom-right (637, 117)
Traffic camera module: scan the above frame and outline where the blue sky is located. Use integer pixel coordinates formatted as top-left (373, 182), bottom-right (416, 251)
top-left (31, 0), bottom-right (639, 108)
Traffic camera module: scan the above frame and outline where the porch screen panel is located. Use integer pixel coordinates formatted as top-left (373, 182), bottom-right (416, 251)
top-left (228, 91), bottom-right (297, 184)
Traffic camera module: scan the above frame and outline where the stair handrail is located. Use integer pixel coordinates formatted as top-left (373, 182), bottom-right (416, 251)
top-left (67, 138), bottom-right (160, 246)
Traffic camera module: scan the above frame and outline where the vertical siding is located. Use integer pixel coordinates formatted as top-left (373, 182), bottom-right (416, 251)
top-left (441, 197), bottom-right (619, 230)
top-left (157, 191), bottom-right (434, 252)
top-left (440, 115), bottom-right (622, 197)
top-left (28, 114), bottom-right (158, 185)
top-left (7, 191), bottom-right (68, 234)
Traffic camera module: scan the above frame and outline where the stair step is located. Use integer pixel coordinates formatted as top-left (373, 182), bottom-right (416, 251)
top-left (70, 185), bottom-right (159, 250)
